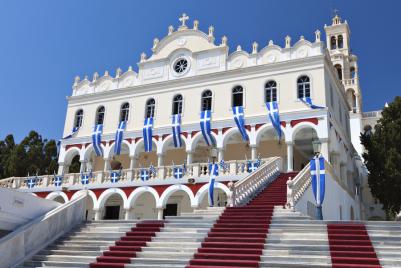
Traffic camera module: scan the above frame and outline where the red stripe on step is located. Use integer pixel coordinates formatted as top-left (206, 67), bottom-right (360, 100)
top-left (89, 220), bottom-right (164, 268)
top-left (185, 172), bottom-right (296, 268)
top-left (327, 223), bottom-right (381, 267)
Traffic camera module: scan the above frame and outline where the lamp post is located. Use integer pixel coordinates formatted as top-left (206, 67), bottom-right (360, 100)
top-left (312, 138), bottom-right (323, 220)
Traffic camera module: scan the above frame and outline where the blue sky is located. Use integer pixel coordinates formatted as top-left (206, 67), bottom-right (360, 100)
top-left (0, 0), bottom-right (399, 141)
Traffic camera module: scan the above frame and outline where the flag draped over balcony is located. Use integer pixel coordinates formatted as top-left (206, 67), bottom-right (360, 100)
top-left (92, 124), bottom-right (103, 156)
top-left (265, 101), bottom-right (282, 140)
top-left (143, 117), bottom-right (153, 152)
top-left (172, 114), bottom-right (182, 148)
top-left (114, 121), bottom-right (126, 155)
top-left (232, 106), bottom-right (249, 141)
top-left (300, 97), bottom-right (325, 109)
top-left (208, 163), bottom-right (219, 207)
top-left (200, 110), bottom-right (214, 146)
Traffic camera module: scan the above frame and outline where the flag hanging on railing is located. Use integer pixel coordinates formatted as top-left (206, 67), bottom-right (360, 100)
top-left (172, 114), bottom-right (182, 148)
top-left (110, 171), bottom-right (120, 183)
top-left (310, 156), bottom-right (326, 207)
top-left (208, 163), bottom-right (219, 207)
top-left (54, 174), bottom-right (63, 187)
top-left (26, 177), bottom-right (36, 189)
top-left (300, 97), bottom-right (325, 109)
top-left (232, 106), bottom-right (249, 141)
top-left (247, 160), bottom-right (260, 173)
top-left (143, 117), bottom-right (153, 152)
top-left (200, 110), bottom-right (214, 146)
top-left (114, 121), bottom-right (126, 155)
top-left (92, 124), bottom-right (103, 156)
top-left (265, 101), bottom-right (282, 140)
top-left (140, 169), bottom-right (150, 181)
top-left (149, 165), bottom-right (157, 177)
top-left (219, 159), bottom-right (228, 172)
top-left (81, 172), bottom-right (89, 185)
top-left (173, 166), bottom-right (184, 179)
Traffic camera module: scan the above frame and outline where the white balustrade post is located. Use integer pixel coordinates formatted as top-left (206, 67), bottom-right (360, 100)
top-left (286, 142), bottom-right (294, 172)
top-left (157, 208), bottom-right (164, 220)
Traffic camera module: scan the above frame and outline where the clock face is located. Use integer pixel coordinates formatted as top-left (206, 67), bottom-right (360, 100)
top-left (173, 58), bottom-right (189, 74)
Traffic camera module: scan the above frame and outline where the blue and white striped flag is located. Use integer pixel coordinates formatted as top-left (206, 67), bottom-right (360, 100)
top-left (140, 169), bottom-right (150, 181)
top-left (266, 101), bottom-right (282, 140)
top-left (172, 114), bottom-right (182, 148)
top-left (208, 163), bottom-right (219, 207)
top-left (26, 177), bottom-right (36, 189)
top-left (143, 117), bottom-right (153, 152)
top-left (92, 124), bottom-right (103, 156)
top-left (247, 161), bottom-right (259, 173)
top-left (310, 156), bottom-right (325, 206)
top-left (200, 110), bottom-right (214, 146)
top-left (219, 159), bottom-right (228, 172)
top-left (173, 166), bottom-right (184, 179)
top-left (54, 175), bottom-right (63, 187)
top-left (114, 121), bottom-right (126, 155)
top-left (300, 97), bottom-right (325, 109)
top-left (81, 173), bottom-right (89, 185)
top-left (62, 126), bottom-right (79, 140)
top-left (232, 106), bottom-right (249, 141)
top-left (110, 171), bottom-right (120, 183)
top-left (149, 165), bottom-right (157, 177)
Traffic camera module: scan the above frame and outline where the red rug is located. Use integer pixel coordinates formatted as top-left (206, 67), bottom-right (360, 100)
top-left (327, 223), bottom-right (381, 268)
top-left (186, 172), bottom-right (296, 268)
top-left (89, 220), bottom-right (164, 268)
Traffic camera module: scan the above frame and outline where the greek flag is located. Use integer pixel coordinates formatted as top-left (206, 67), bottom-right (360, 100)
top-left (208, 163), bottom-right (219, 207)
top-left (310, 156), bottom-right (326, 206)
top-left (26, 177), bottom-right (36, 189)
top-left (149, 165), bottom-right (157, 177)
top-left (300, 97), bottom-right (324, 109)
top-left (114, 121), bottom-right (126, 155)
top-left (92, 124), bottom-right (103, 156)
top-left (265, 101), bottom-right (282, 140)
top-left (219, 159), bottom-right (228, 172)
top-left (54, 175), bottom-right (63, 187)
top-left (200, 110), bottom-right (214, 146)
top-left (173, 166), bottom-right (184, 179)
top-left (247, 161), bottom-right (259, 173)
top-left (62, 126), bottom-right (79, 140)
top-left (172, 114), bottom-right (182, 148)
top-left (81, 173), bottom-right (89, 185)
top-left (110, 171), bottom-right (120, 183)
top-left (232, 106), bottom-right (249, 141)
top-left (140, 169), bottom-right (150, 181)
top-left (143, 117), bottom-right (153, 152)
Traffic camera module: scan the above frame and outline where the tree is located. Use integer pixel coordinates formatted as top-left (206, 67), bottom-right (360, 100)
top-left (361, 96), bottom-right (401, 215)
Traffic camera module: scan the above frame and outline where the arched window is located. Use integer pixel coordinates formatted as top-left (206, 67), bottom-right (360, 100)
top-left (74, 109), bottom-right (83, 128)
top-left (96, 106), bottom-right (105, 125)
top-left (145, 98), bottom-right (155, 118)
top-left (120, 103), bottom-right (129, 122)
top-left (232, 86), bottom-right (243, 107)
top-left (330, 36), bottom-right (337, 50)
top-left (172, 94), bottom-right (183, 115)
top-left (334, 64), bottom-right (343, 80)
top-left (201, 90), bottom-right (212, 111)
top-left (350, 67), bottom-right (356, 79)
top-left (338, 35), bottom-right (344, 49)
top-left (297, 76), bottom-right (311, 98)
top-left (265, 81), bottom-right (277, 102)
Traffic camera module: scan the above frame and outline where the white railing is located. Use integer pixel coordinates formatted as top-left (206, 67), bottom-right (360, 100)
top-left (229, 157), bottom-right (282, 207)
top-left (342, 78), bottom-right (358, 86)
top-left (0, 159), bottom-right (261, 190)
top-left (286, 160), bottom-right (354, 211)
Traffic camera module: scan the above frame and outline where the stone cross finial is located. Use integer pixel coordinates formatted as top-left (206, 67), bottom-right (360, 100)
top-left (268, 40), bottom-right (274, 46)
top-left (179, 13), bottom-right (189, 29)
top-left (252, 41), bottom-right (258, 54)
top-left (315, 30), bottom-right (321, 43)
top-left (285, 35), bottom-right (291, 48)
top-left (168, 25), bottom-right (174, 35)
top-left (140, 52), bottom-right (147, 62)
top-left (208, 26), bottom-right (214, 37)
top-left (116, 68), bottom-right (122, 78)
top-left (236, 45), bottom-right (242, 51)
top-left (193, 20), bottom-right (199, 30)
top-left (221, 36), bottom-right (227, 46)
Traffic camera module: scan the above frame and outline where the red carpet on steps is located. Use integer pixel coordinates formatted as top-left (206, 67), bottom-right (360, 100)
top-left (327, 223), bottom-right (381, 268)
top-left (89, 220), bottom-right (164, 268)
top-left (186, 172), bottom-right (296, 268)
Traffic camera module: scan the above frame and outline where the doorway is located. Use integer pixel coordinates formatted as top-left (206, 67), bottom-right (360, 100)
top-left (104, 206), bottom-right (120, 219)
top-left (163, 204), bottom-right (178, 218)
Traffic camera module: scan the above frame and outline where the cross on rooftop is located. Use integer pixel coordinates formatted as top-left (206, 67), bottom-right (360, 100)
top-left (179, 13), bottom-right (189, 28)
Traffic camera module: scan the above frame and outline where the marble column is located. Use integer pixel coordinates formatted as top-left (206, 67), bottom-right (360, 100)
top-left (103, 158), bottom-right (111, 172)
top-left (79, 160), bottom-right (87, 173)
top-left (57, 163), bottom-right (65, 175)
top-left (286, 142), bottom-right (294, 172)
top-left (124, 208), bottom-right (132, 220)
top-left (157, 154), bottom-right (164, 167)
top-left (186, 152), bottom-right (193, 164)
top-left (129, 156), bottom-right (137, 169)
top-left (157, 208), bottom-right (164, 220)
top-left (218, 148), bottom-right (224, 162)
top-left (251, 146), bottom-right (257, 160)
top-left (94, 209), bottom-right (102, 220)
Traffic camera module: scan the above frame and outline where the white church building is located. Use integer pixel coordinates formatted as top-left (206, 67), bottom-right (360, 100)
top-left (0, 14), bottom-right (384, 222)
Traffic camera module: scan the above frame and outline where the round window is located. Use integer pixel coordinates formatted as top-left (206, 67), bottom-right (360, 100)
top-left (173, 58), bottom-right (188, 74)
